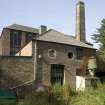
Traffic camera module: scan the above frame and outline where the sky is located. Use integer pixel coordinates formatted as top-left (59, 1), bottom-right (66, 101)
top-left (0, 0), bottom-right (105, 48)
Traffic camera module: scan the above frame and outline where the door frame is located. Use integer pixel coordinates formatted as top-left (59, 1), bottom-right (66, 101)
top-left (50, 64), bottom-right (65, 85)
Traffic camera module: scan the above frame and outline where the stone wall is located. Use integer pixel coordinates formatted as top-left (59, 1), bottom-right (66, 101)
top-left (35, 41), bottom-right (81, 89)
top-left (0, 28), bottom-right (33, 56)
top-left (0, 28), bottom-right (10, 55)
top-left (0, 40), bottom-right (95, 90)
top-left (34, 41), bottom-right (95, 89)
top-left (0, 56), bottom-right (34, 89)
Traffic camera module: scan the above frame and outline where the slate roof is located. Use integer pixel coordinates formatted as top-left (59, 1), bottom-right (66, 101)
top-left (4, 24), bottom-right (95, 49)
top-left (6, 24), bottom-right (38, 33)
top-left (37, 29), bottom-right (95, 49)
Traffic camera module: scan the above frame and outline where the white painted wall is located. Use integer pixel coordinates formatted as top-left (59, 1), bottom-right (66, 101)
top-left (76, 76), bottom-right (85, 91)
top-left (76, 76), bottom-right (100, 91)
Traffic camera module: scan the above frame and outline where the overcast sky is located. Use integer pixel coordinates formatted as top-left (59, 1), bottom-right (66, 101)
top-left (0, 0), bottom-right (104, 48)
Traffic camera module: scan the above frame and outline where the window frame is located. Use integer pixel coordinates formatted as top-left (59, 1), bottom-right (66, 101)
top-left (10, 30), bottom-right (21, 55)
top-left (51, 64), bottom-right (64, 85)
top-left (76, 47), bottom-right (83, 60)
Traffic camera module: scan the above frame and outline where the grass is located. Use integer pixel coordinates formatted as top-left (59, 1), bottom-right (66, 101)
top-left (3, 83), bottom-right (105, 105)
top-left (70, 84), bottom-right (105, 105)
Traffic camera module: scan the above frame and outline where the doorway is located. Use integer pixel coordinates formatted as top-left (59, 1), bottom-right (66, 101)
top-left (51, 64), bottom-right (64, 85)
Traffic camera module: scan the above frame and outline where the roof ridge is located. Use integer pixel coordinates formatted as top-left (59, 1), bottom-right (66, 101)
top-left (49, 29), bottom-right (75, 38)
top-left (38, 29), bottom-right (52, 37)
top-left (7, 24), bottom-right (38, 30)
top-left (6, 24), bottom-right (38, 33)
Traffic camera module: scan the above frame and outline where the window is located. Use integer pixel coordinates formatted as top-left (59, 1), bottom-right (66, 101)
top-left (51, 64), bottom-right (64, 85)
top-left (68, 52), bottom-right (73, 59)
top-left (48, 49), bottom-right (56, 58)
top-left (25, 32), bottom-right (33, 43)
top-left (10, 30), bottom-right (21, 55)
top-left (76, 47), bottom-right (83, 60)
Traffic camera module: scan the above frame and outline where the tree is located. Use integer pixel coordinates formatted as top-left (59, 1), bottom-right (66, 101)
top-left (93, 19), bottom-right (105, 61)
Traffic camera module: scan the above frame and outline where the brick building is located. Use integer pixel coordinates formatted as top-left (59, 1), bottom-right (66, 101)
top-left (0, 1), bottom-right (96, 90)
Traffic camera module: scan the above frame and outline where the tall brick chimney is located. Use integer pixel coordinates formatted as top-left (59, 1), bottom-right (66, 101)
top-left (76, 1), bottom-right (86, 42)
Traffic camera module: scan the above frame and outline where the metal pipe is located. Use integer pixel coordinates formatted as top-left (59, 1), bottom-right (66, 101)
top-left (33, 35), bottom-right (38, 81)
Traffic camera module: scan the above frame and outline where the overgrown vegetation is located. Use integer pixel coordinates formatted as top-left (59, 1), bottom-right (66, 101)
top-left (18, 84), bottom-right (72, 105)
top-left (1, 84), bottom-right (105, 105)
top-left (18, 83), bottom-right (105, 105)
top-left (70, 84), bottom-right (105, 105)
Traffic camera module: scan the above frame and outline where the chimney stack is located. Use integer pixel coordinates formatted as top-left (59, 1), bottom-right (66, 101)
top-left (39, 25), bottom-right (47, 35)
top-left (76, 1), bottom-right (86, 42)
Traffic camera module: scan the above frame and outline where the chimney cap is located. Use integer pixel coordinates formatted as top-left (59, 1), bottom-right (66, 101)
top-left (76, 1), bottom-right (84, 5)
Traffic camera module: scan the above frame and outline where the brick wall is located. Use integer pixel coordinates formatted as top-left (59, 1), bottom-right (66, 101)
top-left (0, 56), bottom-right (34, 88)
top-left (33, 41), bottom-right (95, 89)
top-left (0, 40), bottom-right (95, 90)
top-left (35, 41), bottom-right (78, 89)
top-left (0, 28), bottom-right (33, 56)
top-left (0, 28), bottom-right (10, 55)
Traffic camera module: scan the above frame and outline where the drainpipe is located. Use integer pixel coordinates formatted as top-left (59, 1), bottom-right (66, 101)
top-left (33, 35), bottom-right (38, 81)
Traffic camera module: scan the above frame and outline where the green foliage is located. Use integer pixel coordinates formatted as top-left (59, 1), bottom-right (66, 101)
top-left (49, 84), bottom-right (72, 105)
top-left (70, 83), bottom-right (105, 105)
top-left (18, 84), bottom-right (72, 105)
top-left (48, 84), bottom-right (65, 105)
top-left (19, 91), bottom-right (49, 105)
top-left (93, 19), bottom-right (105, 44)
top-left (93, 19), bottom-right (105, 61)
top-left (18, 83), bottom-right (105, 105)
